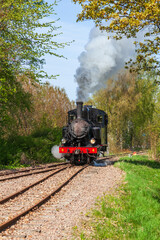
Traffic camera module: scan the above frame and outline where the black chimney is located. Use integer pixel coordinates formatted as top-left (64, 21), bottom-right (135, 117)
top-left (76, 101), bottom-right (83, 119)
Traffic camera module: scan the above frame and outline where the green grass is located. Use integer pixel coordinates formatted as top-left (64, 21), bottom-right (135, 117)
top-left (0, 163), bottom-right (30, 170)
top-left (76, 155), bottom-right (160, 240)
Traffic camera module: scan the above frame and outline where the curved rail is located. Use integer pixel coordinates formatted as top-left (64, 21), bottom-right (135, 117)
top-left (0, 162), bottom-right (69, 182)
top-left (0, 165), bottom-right (88, 233)
top-left (0, 165), bottom-right (70, 204)
top-left (0, 162), bottom-right (68, 177)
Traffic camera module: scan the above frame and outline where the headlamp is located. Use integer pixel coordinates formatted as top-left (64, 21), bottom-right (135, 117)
top-left (61, 138), bottom-right (66, 144)
top-left (90, 138), bottom-right (96, 145)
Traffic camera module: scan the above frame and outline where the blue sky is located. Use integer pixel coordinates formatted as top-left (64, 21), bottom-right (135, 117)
top-left (43, 0), bottom-right (94, 101)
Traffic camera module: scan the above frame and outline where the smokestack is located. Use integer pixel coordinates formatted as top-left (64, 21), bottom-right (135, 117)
top-left (76, 101), bottom-right (83, 119)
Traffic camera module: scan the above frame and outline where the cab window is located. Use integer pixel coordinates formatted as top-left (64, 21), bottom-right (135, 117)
top-left (97, 115), bottom-right (103, 124)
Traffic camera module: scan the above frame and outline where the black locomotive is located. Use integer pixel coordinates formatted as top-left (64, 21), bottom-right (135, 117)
top-left (59, 101), bottom-right (108, 165)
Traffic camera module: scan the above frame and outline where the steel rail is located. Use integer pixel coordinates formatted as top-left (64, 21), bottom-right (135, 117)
top-left (0, 162), bottom-right (68, 177)
top-left (97, 151), bottom-right (134, 161)
top-left (0, 163), bottom-right (70, 182)
top-left (0, 165), bottom-right (88, 233)
top-left (0, 165), bottom-right (70, 204)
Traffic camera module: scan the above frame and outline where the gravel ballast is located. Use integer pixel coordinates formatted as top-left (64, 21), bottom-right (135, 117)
top-left (1, 163), bottom-right (124, 239)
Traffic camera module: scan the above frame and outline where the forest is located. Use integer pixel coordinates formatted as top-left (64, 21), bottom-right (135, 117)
top-left (0, 0), bottom-right (73, 167)
top-left (87, 71), bottom-right (160, 158)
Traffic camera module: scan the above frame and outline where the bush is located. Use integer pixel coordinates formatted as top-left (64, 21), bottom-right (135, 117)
top-left (0, 127), bottom-right (62, 166)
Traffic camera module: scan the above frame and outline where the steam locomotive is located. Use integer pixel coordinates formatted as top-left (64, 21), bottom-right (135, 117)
top-left (59, 101), bottom-right (108, 165)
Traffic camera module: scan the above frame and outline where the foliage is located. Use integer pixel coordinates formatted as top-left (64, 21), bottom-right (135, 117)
top-left (0, 0), bottom-right (65, 78)
top-left (0, 77), bottom-right (73, 137)
top-left (0, 0), bottom-right (67, 137)
top-left (0, 76), bottom-right (73, 166)
top-left (87, 71), bottom-right (157, 150)
top-left (0, 127), bottom-right (62, 166)
top-left (73, 0), bottom-right (160, 76)
top-left (76, 155), bottom-right (160, 240)
top-left (0, 65), bottom-right (32, 135)
top-left (14, 80), bottom-right (74, 135)
top-left (149, 89), bottom-right (160, 159)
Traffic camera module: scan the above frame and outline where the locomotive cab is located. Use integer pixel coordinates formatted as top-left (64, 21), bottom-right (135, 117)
top-left (59, 101), bottom-right (108, 165)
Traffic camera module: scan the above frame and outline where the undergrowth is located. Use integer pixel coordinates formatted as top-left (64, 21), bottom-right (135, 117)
top-left (0, 127), bottom-right (62, 167)
top-left (75, 155), bottom-right (160, 240)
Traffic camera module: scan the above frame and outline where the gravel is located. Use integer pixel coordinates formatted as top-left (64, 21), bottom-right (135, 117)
top-left (0, 162), bottom-right (124, 240)
top-left (0, 166), bottom-right (77, 225)
top-left (0, 167), bottom-right (67, 200)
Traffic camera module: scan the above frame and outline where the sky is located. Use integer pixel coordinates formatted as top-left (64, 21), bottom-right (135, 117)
top-left (43, 0), bottom-right (94, 101)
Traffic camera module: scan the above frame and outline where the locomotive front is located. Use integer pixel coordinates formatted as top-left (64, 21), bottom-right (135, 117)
top-left (59, 101), bottom-right (108, 165)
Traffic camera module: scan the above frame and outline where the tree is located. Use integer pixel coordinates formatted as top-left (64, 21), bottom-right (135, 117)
top-left (0, 0), bottom-right (65, 78)
top-left (73, 0), bottom-right (160, 76)
top-left (0, 0), bottom-right (66, 137)
top-left (12, 80), bottom-right (74, 135)
top-left (149, 89), bottom-right (160, 159)
top-left (0, 64), bottom-right (32, 136)
top-left (87, 71), bottom-right (157, 150)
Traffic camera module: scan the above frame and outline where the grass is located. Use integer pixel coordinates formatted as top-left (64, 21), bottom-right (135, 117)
top-left (75, 155), bottom-right (160, 240)
top-left (0, 163), bottom-right (30, 170)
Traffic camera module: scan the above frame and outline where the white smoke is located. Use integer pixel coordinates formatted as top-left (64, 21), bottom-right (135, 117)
top-left (51, 145), bottom-right (63, 159)
top-left (75, 27), bottom-right (137, 101)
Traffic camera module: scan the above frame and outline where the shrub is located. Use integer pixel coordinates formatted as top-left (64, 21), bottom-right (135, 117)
top-left (0, 127), bottom-right (62, 166)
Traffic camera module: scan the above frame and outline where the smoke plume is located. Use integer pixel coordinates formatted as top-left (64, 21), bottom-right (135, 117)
top-left (75, 28), bottom-right (136, 101)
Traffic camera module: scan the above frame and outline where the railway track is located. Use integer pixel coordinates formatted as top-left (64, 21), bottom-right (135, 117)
top-left (0, 153), bottom-right (139, 234)
top-left (0, 165), bottom-right (88, 233)
top-left (96, 151), bottom-right (136, 162)
top-left (0, 162), bottom-right (69, 182)
top-left (0, 150), bottom-right (139, 179)
top-left (0, 165), bottom-right (69, 204)
top-left (0, 162), bottom-right (68, 176)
